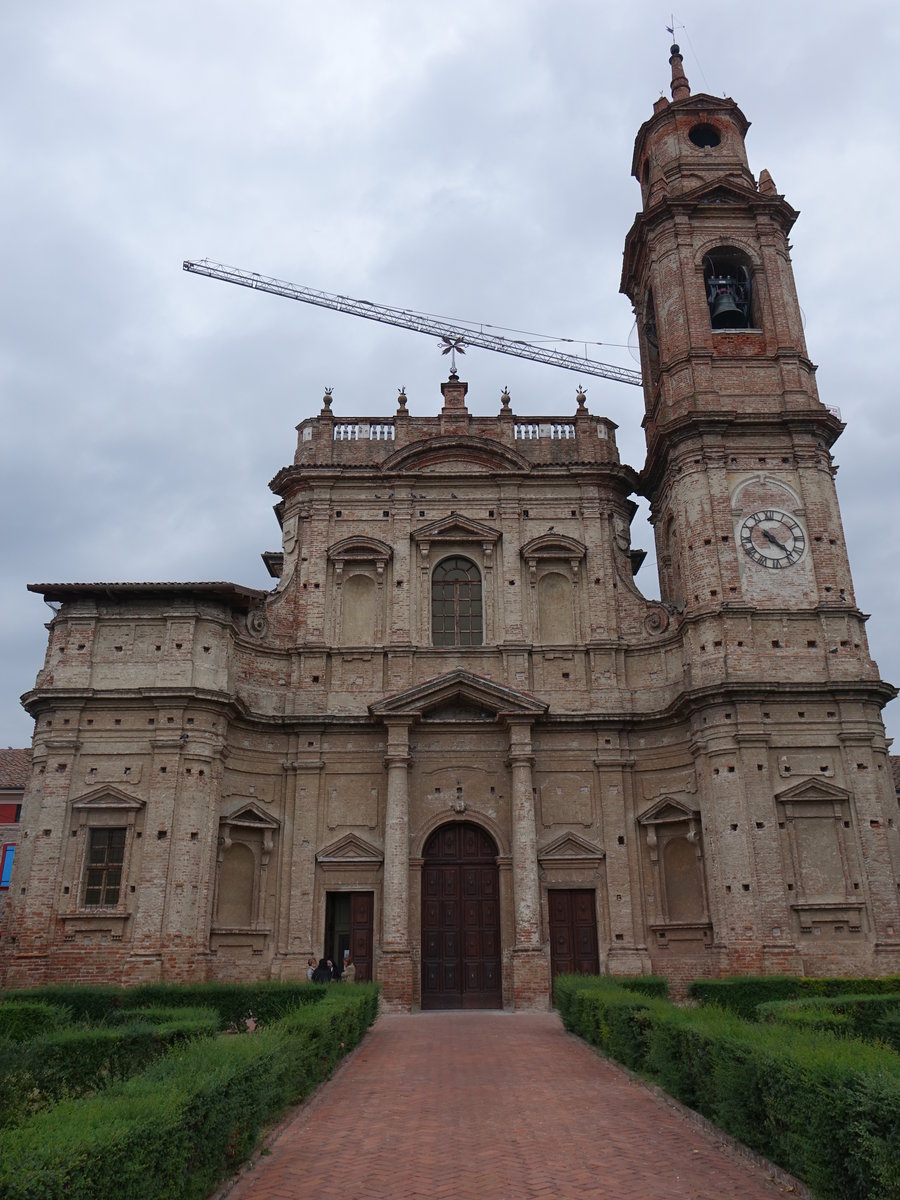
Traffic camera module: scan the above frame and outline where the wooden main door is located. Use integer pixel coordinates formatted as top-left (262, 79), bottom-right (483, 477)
top-left (548, 889), bottom-right (600, 978)
top-left (421, 822), bottom-right (501, 1009)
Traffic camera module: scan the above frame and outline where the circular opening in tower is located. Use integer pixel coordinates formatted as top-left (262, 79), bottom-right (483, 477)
top-left (689, 123), bottom-right (721, 148)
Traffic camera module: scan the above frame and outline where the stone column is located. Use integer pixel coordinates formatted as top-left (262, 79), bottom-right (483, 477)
top-left (381, 718), bottom-right (414, 1008)
top-left (507, 719), bottom-right (550, 1008)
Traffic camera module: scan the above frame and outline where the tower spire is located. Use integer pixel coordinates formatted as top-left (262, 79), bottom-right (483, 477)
top-left (668, 42), bottom-right (691, 101)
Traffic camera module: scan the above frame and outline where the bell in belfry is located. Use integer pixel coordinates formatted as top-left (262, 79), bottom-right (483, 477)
top-left (705, 262), bottom-right (752, 329)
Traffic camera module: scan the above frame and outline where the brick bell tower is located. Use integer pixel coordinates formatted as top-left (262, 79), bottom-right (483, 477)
top-left (621, 46), bottom-right (900, 975)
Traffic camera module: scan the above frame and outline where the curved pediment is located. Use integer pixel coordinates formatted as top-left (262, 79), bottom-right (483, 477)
top-left (370, 668), bottom-right (547, 721)
top-left (327, 535), bottom-right (393, 564)
top-left (521, 534), bottom-right (587, 561)
top-left (382, 436), bottom-right (531, 475)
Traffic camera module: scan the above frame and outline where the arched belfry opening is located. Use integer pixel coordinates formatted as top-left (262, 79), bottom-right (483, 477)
top-left (421, 821), bottom-right (501, 1010)
top-left (703, 249), bottom-right (753, 329)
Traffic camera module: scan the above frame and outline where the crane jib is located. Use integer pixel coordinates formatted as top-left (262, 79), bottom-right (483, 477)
top-left (181, 259), bottom-right (643, 387)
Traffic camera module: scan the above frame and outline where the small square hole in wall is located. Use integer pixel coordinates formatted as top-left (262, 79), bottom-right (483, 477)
top-left (86, 719), bottom-right (93, 726)
top-left (853, 881), bottom-right (860, 890)
top-left (115, 719), bottom-right (121, 726)
top-left (155, 645), bottom-right (161, 652)
top-left (756, 821), bottom-right (765, 829)
top-left (742, 883), bottom-right (750, 891)
top-left (617, 835), bottom-right (625, 845)
top-left (307, 741), bottom-right (314, 747)
top-left (730, 823), bottom-right (738, 831)
top-left (798, 711), bottom-right (805, 719)
top-left (160, 766), bottom-right (167, 775)
top-left (727, 765), bottom-right (735, 773)
top-left (190, 832), bottom-right (199, 842)
top-left (63, 886), bottom-right (69, 895)
top-left (186, 718), bottom-right (194, 725)
top-left (771, 640), bottom-right (781, 648)
top-left (763, 712), bottom-right (771, 720)
top-left (175, 642), bottom-right (183, 650)
top-left (787, 883), bottom-right (794, 891)
top-left (523, 510), bottom-right (529, 518)
top-left (757, 764), bottom-right (764, 772)
top-left (725, 885), bottom-right (732, 894)
top-left (419, 510), bottom-right (425, 517)
top-left (614, 934), bottom-right (624, 942)
top-left (383, 510), bottom-right (389, 517)
top-left (312, 675), bottom-right (320, 683)
top-left (561, 672), bottom-right (570, 680)
top-left (571, 509), bottom-right (577, 517)
top-left (737, 639), bottom-right (743, 646)
top-left (157, 830), bottom-right (167, 840)
top-left (63, 718), bottom-right (70, 726)
top-left (167, 717), bottom-right (175, 725)
top-left (335, 510), bottom-right (342, 517)
top-left (314, 582), bottom-right (320, 589)
top-left (704, 537), bottom-right (712, 546)
top-left (488, 510), bottom-right (494, 518)
top-left (807, 640), bottom-right (817, 648)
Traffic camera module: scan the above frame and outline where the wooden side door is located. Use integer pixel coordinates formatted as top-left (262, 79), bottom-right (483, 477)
top-left (549, 889), bottom-right (599, 979)
top-left (350, 891), bottom-right (374, 982)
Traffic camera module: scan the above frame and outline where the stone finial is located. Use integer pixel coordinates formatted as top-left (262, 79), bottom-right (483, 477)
top-left (669, 43), bottom-right (691, 101)
top-left (321, 388), bottom-right (333, 411)
top-left (397, 387), bottom-right (408, 411)
top-left (501, 387), bottom-right (511, 410)
top-left (758, 168), bottom-right (778, 196)
top-left (576, 386), bottom-right (588, 411)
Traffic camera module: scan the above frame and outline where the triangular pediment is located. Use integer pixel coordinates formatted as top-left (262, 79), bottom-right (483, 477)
top-left (317, 832), bottom-right (383, 866)
top-left (383, 435), bottom-right (530, 475)
top-left (411, 512), bottom-right (501, 545)
top-left (538, 832), bottom-right (606, 864)
top-left (775, 778), bottom-right (851, 804)
top-left (370, 669), bottom-right (547, 721)
top-left (220, 800), bottom-right (280, 829)
top-left (638, 795), bottom-right (699, 825)
top-left (72, 786), bottom-right (145, 812)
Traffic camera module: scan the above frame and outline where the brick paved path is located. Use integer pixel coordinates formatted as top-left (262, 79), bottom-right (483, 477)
top-left (223, 1012), bottom-right (800, 1200)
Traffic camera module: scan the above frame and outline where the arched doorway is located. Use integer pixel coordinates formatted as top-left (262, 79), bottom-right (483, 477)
top-left (421, 821), bottom-right (501, 1009)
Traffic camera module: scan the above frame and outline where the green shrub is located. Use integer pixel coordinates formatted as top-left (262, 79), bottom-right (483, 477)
top-left (0, 981), bottom-right (325, 1030)
top-left (0, 1010), bottom-right (218, 1130)
top-left (0, 985), bottom-right (379, 1200)
top-left (553, 974), bottom-right (667, 1030)
top-left (565, 979), bottom-right (900, 1199)
top-left (0, 1003), bottom-right (68, 1044)
top-left (687, 975), bottom-right (900, 1020)
top-left (759, 993), bottom-right (900, 1051)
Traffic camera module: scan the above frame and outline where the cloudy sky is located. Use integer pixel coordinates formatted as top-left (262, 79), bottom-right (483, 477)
top-left (2, 1), bottom-right (899, 747)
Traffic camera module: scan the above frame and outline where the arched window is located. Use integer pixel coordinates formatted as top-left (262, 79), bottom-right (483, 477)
top-left (432, 557), bottom-right (483, 646)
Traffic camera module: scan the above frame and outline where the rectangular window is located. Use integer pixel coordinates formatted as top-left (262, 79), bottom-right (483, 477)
top-left (84, 828), bottom-right (126, 907)
top-left (0, 844), bottom-right (14, 888)
top-left (0, 803), bottom-right (21, 824)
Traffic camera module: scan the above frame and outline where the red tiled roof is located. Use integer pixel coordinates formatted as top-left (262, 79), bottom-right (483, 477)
top-left (0, 748), bottom-right (30, 789)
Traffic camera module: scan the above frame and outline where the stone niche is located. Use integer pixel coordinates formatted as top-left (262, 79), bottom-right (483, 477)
top-left (211, 802), bottom-right (280, 955)
top-left (637, 796), bottom-right (712, 953)
top-left (774, 779), bottom-right (867, 941)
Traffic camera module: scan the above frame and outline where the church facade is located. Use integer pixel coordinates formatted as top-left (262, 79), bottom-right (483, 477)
top-left (4, 49), bottom-right (899, 1007)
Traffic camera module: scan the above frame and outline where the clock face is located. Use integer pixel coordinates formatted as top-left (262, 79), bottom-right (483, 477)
top-left (740, 509), bottom-right (806, 568)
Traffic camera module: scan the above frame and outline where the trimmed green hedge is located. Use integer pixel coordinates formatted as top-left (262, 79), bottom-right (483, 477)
top-left (0, 981), bottom-right (325, 1030)
top-left (0, 984), bottom-right (379, 1200)
top-left (687, 974), bottom-right (900, 1020)
top-left (758, 993), bottom-right (900, 1052)
top-left (563, 982), bottom-right (900, 1200)
top-left (554, 974), bottom-right (667, 1030)
top-left (0, 1004), bottom-right (68, 1044)
top-left (0, 1009), bottom-right (219, 1130)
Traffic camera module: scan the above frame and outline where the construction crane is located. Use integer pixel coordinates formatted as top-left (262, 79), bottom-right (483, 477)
top-left (182, 259), bottom-right (643, 388)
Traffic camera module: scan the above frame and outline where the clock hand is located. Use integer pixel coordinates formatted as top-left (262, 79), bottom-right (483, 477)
top-left (761, 528), bottom-right (788, 553)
